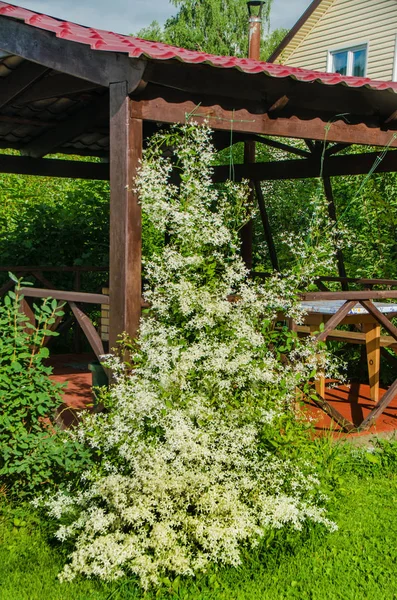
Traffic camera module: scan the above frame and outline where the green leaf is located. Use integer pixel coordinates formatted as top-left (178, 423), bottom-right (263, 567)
top-left (8, 272), bottom-right (19, 284)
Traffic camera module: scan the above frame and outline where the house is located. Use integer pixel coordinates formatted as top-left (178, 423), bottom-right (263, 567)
top-left (268, 0), bottom-right (397, 81)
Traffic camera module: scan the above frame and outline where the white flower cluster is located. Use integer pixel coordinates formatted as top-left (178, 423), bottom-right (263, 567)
top-left (42, 124), bottom-right (336, 590)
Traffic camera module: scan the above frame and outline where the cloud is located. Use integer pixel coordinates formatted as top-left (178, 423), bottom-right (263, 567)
top-left (10, 0), bottom-right (176, 34)
top-left (12, 0), bottom-right (312, 35)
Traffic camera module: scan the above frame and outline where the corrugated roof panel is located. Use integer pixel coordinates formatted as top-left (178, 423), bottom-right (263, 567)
top-left (1, 1), bottom-right (397, 95)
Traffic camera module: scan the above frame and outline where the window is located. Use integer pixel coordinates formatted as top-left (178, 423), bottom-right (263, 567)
top-left (328, 45), bottom-right (367, 77)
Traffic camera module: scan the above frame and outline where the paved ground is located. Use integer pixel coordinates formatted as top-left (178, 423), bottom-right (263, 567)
top-left (49, 354), bottom-right (397, 437)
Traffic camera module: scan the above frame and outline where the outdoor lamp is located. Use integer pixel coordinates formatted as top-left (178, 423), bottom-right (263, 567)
top-left (247, 1), bottom-right (265, 18)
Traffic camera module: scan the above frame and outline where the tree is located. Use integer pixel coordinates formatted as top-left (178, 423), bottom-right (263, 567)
top-left (137, 0), bottom-right (283, 60)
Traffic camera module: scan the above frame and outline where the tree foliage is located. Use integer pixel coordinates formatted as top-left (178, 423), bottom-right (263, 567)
top-left (137, 0), bottom-right (284, 60)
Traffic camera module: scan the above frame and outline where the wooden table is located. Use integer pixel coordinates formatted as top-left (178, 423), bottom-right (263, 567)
top-left (292, 299), bottom-right (397, 431)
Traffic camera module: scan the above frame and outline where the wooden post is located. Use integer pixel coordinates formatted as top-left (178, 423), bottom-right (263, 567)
top-left (322, 176), bottom-right (348, 290)
top-left (362, 322), bottom-right (381, 403)
top-left (255, 181), bottom-right (279, 271)
top-left (109, 83), bottom-right (142, 349)
top-left (241, 3), bottom-right (263, 271)
top-left (241, 143), bottom-right (254, 270)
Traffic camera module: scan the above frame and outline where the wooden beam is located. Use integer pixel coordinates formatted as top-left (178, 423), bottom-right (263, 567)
top-left (0, 61), bottom-right (48, 109)
top-left (0, 17), bottom-right (146, 92)
top-left (130, 96), bottom-right (397, 148)
top-left (0, 154), bottom-right (109, 179)
top-left (15, 73), bottom-right (103, 104)
top-left (22, 93), bottom-right (109, 158)
top-left (109, 84), bottom-right (142, 348)
top-left (300, 291), bottom-right (397, 300)
top-left (255, 181), bottom-right (279, 271)
top-left (212, 150), bottom-right (397, 182)
top-left (20, 287), bottom-right (109, 304)
top-left (240, 134), bottom-right (311, 158)
top-left (315, 301), bottom-right (358, 342)
top-left (359, 378), bottom-right (397, 430)
top-left (325, 143), bottom-right (352, 157)
top-left (69, 302), bottom-right (105, 362)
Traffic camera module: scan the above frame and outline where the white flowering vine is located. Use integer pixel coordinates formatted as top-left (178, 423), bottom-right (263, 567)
top-left (40, 124), bottom-right (337, 590)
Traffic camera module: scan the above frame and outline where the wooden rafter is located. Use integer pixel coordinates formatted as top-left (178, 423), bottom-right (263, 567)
top-left (0, 154), bottom-right (109, 180)
top-left (15, 73), bottom-right (103, 104)
top-left (22, 94), bottom-right (109, 158)
top-left (212, 150), bottom-right (397, 182)
top-left (0, 61), bottom-right (48, 109)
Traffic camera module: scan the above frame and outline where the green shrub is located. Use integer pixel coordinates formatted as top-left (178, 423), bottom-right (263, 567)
top-left (0, 275), bottom-right (92, 497)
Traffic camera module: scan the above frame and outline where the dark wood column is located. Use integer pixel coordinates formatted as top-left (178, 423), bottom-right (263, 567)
top-left (322, 175), bottom-right (348, 290)
top-left (241, 141), bottom-right (255, 270)
top-left (109, 82), bottom-right (143, 348)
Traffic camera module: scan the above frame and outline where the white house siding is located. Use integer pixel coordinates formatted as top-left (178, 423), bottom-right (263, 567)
top-left (278, 0), bottom-right (397, 81)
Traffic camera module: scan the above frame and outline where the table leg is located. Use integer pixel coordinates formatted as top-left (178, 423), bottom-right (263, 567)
top-left (362, 322), bottom-right (380, 403)
top-left (310, 324), bottom-right (326, 398)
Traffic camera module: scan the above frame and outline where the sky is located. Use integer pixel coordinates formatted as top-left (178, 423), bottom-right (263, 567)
top-left (10, 0), bottom-right (311, 35)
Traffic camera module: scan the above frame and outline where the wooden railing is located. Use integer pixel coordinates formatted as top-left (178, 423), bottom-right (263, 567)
top-left (0, 266), bottom-right (108, 297)
top-left (19, 287), bottom-right (109, 361)
top-left (1, 267), bottom-right (109, 355)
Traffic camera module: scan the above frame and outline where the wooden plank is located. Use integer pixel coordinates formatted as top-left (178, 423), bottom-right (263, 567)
top-left (15, 74), bottom-right (102, 104)
top-left (0, 18), bottom-right (146, 91)
top-left (130, 97), bottom-right (397, 148)
top-left (109, 84), bottom-right (142, 348)
top-left (359, 378), bottom-right (397, 430)
top-left (359, 300), bottom-right (397, 341)
top-left (22, 93), bottom-right (109, 158)
top-left (297, 325), bottom-right (397, 348)
top-left (0, 61), bottom-right (48, 109)
top-left (301, 291), bottom-right (397, 300)
top-left (69, 301), bottom-right (104, 362)
top-left (0, 154), bottom-right (109, 179)
top-left (212, 150), bottom-right (397, 182)
top-left (315, 300), bottom-right (358, 342)
top-left (20, 287), bottom-right (109, 305)
top-left (363, 322), bottom-right (381, 403)
top-left (318, 277), bottom-right (397, 287)
top-left (309, 390), bottom-right (355, 432)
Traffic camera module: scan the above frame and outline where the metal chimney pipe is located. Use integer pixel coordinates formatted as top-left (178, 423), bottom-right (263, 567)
top-left (247, 1), bottom-right (264, 60)
top-left (241, 2), bottom-right (264, 270)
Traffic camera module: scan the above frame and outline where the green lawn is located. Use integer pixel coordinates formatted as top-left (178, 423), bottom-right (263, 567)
top-left (2, 469), bottom-right (397, 600)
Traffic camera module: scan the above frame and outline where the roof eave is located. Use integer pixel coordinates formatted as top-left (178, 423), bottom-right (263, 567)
top-left (267, 0), bottom-right (324, 62)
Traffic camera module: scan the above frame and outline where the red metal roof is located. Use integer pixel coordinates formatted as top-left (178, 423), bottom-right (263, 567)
top-left (2, 1), bottom-right (397, 94)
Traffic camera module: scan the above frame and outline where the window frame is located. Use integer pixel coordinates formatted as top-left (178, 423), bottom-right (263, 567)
top-left (327, 42), bottom-right (368, 77)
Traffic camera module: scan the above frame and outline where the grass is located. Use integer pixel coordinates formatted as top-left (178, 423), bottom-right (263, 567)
top-left (2, 443), bottom-right (397, 600)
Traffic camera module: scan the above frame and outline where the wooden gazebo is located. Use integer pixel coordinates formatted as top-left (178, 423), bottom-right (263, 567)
top-left (2, 2), bottom-right (397, 430)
